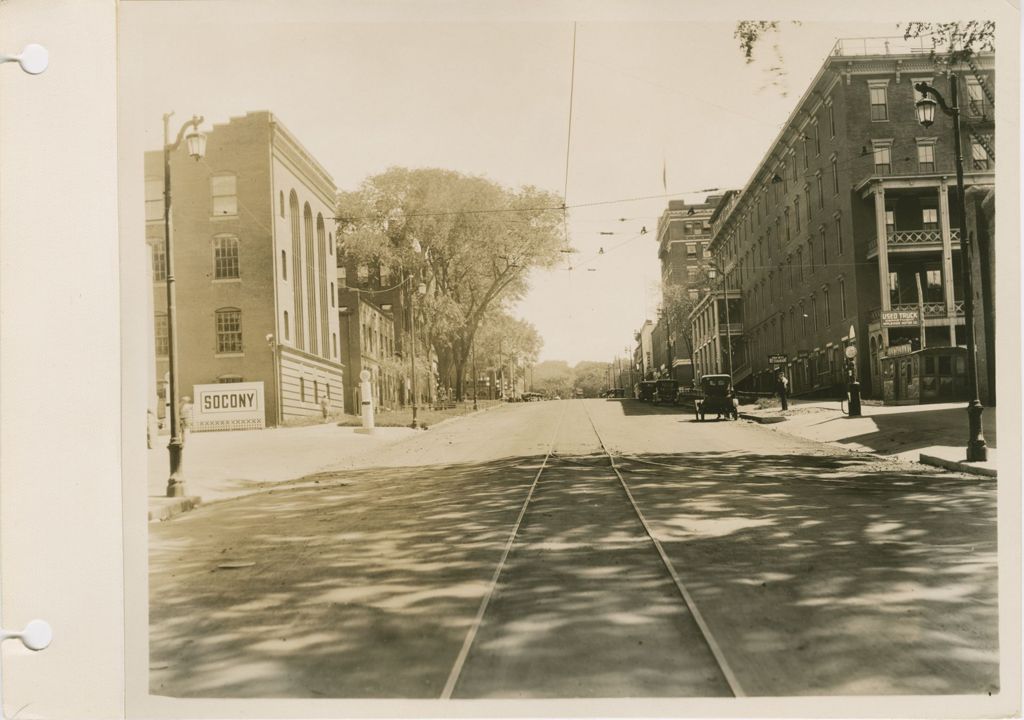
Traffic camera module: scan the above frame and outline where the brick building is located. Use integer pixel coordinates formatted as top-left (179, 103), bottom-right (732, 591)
top-left (335, 257), bottom-right (407, 413)
top-left (696, 38), bottom-right (994, 402)
top-left (653, 194), bottom-right (725, 383)
top-left (147, 111), bottom-right (345, 428)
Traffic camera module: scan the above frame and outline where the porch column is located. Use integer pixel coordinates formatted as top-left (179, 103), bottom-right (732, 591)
top-left (938, 178), bottom-right (957, 345)
top-left (872, 183), bottom-right (890, 347)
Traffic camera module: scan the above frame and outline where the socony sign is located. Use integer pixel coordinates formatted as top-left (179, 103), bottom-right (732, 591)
top-left (192, 381), bottom-right (266, 431)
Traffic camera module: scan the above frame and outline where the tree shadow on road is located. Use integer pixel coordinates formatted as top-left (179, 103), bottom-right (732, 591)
top-left (149, 449), bottom-right (998, 699)
top-left (616, 451), bottom-right (998, 696)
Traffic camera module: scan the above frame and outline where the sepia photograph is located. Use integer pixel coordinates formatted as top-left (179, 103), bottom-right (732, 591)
top-left (116, 1), bottom-right (1013, 708)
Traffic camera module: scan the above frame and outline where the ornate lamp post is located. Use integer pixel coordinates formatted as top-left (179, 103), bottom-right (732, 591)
top-left (915, 77), bottom-right (987, 461)
top-left (162, 112), bottom-right (206, 498)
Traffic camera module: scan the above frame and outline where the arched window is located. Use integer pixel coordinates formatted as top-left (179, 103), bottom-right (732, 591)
top-left (281, 250), bottom-right (287, 280)
top-left (304, 203), bottom-right (318, 355)
top-left (215, 307), bottom-right (242, 354)
top-left (279, 190), bottom-right (285, 217)
top-left (289, 191), bottom-right (304, 348)
top-left (316, 213), bottom-right (329, 358)
top-left (213, 234), bottom-right (240, 279)
top-left (330, 282), bottom-right (335, 307)
top-left (283, 311), bottom-right (290, 341)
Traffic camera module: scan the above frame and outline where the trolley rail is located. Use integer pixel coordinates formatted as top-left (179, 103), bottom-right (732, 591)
top-left (441, 400), bottom-right (743, 699)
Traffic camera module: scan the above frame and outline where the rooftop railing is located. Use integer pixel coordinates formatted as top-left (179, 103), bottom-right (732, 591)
top-left (831, 37), bottom-right (934, 57)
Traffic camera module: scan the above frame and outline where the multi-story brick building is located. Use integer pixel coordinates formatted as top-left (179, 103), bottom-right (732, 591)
top-left (147, 111), bottom-right (345, 428)
top-left (696, 38), bottom-right (994, 402)
top-left (654, 194), bottom-right (725, 383)
top-left (335, 256), bottom-right (407, 413)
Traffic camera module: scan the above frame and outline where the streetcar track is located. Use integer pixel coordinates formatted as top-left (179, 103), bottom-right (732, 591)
top-left (579, 401), bottom-right (746, 698)
top-left (442, 400), bottom-right (743, 699)
top-left (440, 401), bottom-right (569, 699)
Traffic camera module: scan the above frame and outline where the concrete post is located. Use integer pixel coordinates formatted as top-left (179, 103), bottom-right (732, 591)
top-left (356, 369), bottom-right (374, 434)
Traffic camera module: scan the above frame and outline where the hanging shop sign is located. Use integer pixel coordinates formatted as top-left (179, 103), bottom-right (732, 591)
top-left (768, 354), bottom-right (788, 365)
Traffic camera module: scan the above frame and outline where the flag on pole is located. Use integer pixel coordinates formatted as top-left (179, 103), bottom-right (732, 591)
top-left (662, 156), bottom-right (667, 193)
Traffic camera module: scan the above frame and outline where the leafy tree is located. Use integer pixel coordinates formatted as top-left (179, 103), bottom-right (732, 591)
top-left (466, 310), bottom-right (542, 398)
top-left (337, 167), bottom-right (564, 398)
top-left (573, 361), bottom-right (612, 398)
top-left (532, 360), bottom-right (574, 399)
top-left (660, 282), bottom-right (702, 373)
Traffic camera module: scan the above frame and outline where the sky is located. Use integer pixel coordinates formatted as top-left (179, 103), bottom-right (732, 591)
top-left (119, 3), bottom-right (903, 364)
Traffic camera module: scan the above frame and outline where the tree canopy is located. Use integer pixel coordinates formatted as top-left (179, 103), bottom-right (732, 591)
top-left (337, 167), bottom-right (565, 397)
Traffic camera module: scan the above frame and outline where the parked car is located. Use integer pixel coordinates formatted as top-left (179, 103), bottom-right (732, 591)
top-left (694, 374), bottom-right (739, 421)
top-left (653, 379), bottom-right (679, 405)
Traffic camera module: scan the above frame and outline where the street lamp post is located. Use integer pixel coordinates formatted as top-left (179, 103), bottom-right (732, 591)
top-left (408, 278), bottom-right (427, 428)
top-left (707, 264), bottom-right (734, 378)
top-left (915, 77), bottom-right (987, 462)
top-left (266, 333), bottom-right (283, 426)
top-left (162, 112), bottom-right (206, 498)
top-left (472, 336), bottom-right (479, 411)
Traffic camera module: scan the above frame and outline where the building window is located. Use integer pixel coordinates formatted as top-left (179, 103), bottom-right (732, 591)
top-left (885, 209), bottom-right (896, 234)
top-left (329, 232), bottom-right (333, 256)
top-left (827, 101), bottom-right (835, 137)
top-left (816, 173), bottom-right (823, 209)
top-left (211, 175), bottom-right (238, 216)
top-left (794, 198), bottom-right (801, 233)
top-left (966, 77), bottom-right (989, 117)
top-left (868, 81), bottom-right (889, 121)
top-left (802, 135), bottom-right (809, 168)
top-left (314, 380), bottom-right (319, 402)
top-left (151, 241), bottom-right (167, 282)
top-left (281, 250), bottom-right (287, 280)
top-left (357, 263), bottom-right (369, 283)
top-left (917, 142), bottom-right (936, 172)
top-left (213, 235), bottom-right (240, 279)
top-left (339, 266), bottom-right (347, 287)
top-left (300, 376), bottom-right (305, 402)
top-left (820, 227), bottom-right (828, 266)
top-left (279, 190), bottom-right (285, 217)
top-left (811, 297), bottom-right (818, 330)
top-left (823, 287), bottom-right (831, 326)
top-left (332, 332), bottom-right (337, 357)
top-left (835, 216), bottom-right (843, 255)
top-left (804, 187), bottom-right (811, 224)
top-left (922, 208), bottom-right (938, 230)
top-left (812, 119), bottom-right (821, 155)
top-left (154, 314), bottom-right (168, 356)
top-left (807, 238), bottom-right (814, 271)
top-left (283, 311), bottom-right (290, 340)
top-left (330, 282), bottom-right (335, 307)
top-left (686, 243), bottom-right (697, 258)
top-left (872, 143), bottom-right (892, 174)
top-left (215, 308), bottom-right (242, 353)
top-left (831, 155), bottom-right (839, 194)
top-left (145, 178), bottom-right (164, 222)
top-left (971, 142), bottom-right (991, 170)
top-left (839, 279), bottom-right (848, 318)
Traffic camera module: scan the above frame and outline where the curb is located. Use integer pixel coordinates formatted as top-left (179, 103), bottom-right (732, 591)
top-left (149, 496), bottom-right (202, 522)
top-left (739, 413), bottom-right (787, 424)
top-left (919, 454), bottom-right (998, 478)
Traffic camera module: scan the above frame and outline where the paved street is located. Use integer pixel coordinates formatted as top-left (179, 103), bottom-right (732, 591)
top-left (150, 400), bottom-right (998, 698)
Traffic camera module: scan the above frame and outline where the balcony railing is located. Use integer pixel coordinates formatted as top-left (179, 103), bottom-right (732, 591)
top-left (869, 228), bottom-right (961, 255)
top-left (867, 302), bottom-right (965, 325)
top-left (717, 322), bottom-right (744, 335)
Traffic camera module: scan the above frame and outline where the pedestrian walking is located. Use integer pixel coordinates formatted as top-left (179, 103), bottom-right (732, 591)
top-left (776, 371), bottom-right (789, 411)
top-left (320, 396), bottom-right (330, 422)
top-left (179, 396), bottom-right (194, 443)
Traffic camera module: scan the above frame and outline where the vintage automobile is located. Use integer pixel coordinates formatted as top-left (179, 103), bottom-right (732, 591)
top-left (694, 374), bottom-right (739, 421)
top-left (635, 380), bottom-right (657, 402)
top-left (652, 379), bottom-right (679, 405)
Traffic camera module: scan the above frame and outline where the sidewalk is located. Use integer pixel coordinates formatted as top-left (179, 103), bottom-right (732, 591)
top-left (740, 399), bottom-right (1000, 477)
top-left (148, 422), bottom-right (417, 521)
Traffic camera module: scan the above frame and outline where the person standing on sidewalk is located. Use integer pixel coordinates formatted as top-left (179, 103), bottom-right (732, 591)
top-left (179, 396), bottom-right (194, 443)
top-left (775, 371), bottom-right (789, 411)
top-left (320, 396), bottom-right (330, 423)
